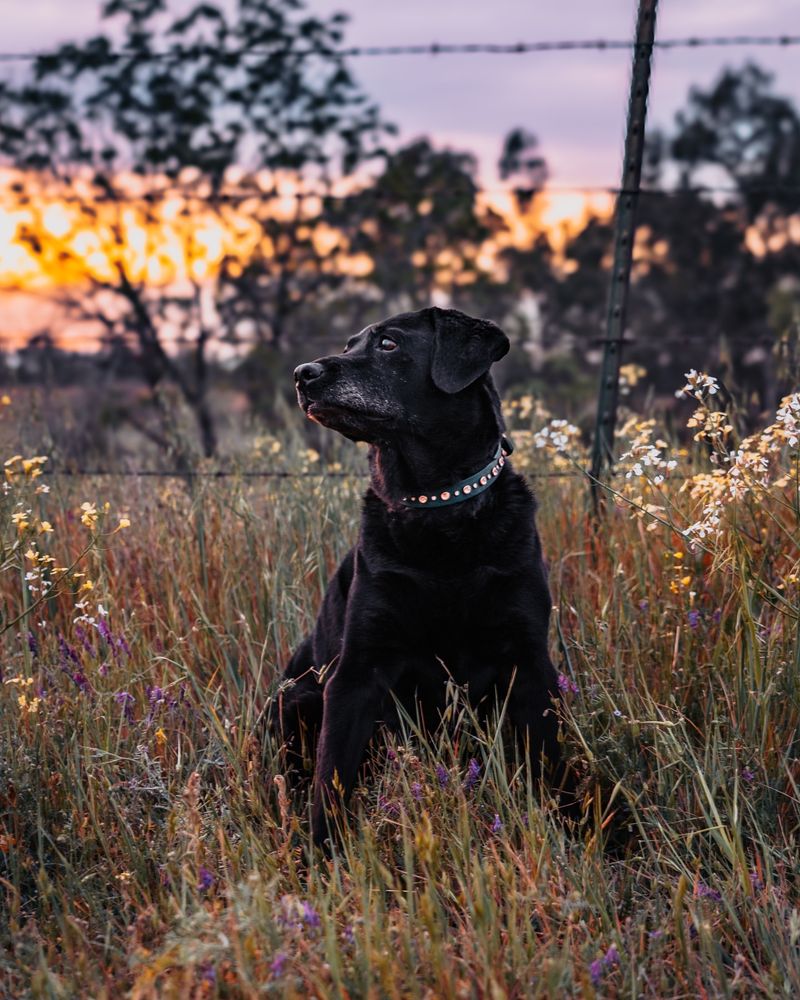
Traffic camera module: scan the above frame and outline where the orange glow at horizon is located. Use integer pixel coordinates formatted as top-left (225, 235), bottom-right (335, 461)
top-left (0, 172), bottom-right (613, 297)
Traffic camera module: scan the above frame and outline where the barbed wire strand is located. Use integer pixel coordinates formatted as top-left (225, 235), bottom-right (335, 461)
top-left (0, 35), bottom-right (799, 63)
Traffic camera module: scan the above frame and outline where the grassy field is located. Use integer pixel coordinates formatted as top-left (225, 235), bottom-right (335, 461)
top-left (1, 381), bottom-right (799, 998)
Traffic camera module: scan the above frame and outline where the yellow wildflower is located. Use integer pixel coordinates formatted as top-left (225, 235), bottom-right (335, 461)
top-left (80, 502), bottom-right (98, 528)
top-left (117, 516), bottom-right (131, 530)
top-left (38, 521), bottom-right (54, 534)
top-left (1, 394), bottom-right (10, 405)
top-left (155, 728), bottom-right (167, 747)
top-left (78, 580), bottom-right (94, 593)
top-left (11, 511), bottom-right (29, 532)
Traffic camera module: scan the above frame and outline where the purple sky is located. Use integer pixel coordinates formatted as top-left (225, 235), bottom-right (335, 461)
top-left (2, 0), bottom-right (800, 187)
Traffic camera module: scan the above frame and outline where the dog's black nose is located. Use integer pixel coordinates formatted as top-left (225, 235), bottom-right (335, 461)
top-left (294, 362), bottom-right (324, 385)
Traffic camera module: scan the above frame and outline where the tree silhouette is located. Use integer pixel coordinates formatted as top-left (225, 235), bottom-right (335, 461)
top-left (0, 0), bottom-right (390, 457)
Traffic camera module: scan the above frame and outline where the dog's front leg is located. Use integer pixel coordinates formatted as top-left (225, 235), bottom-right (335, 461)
top-left (310, 658), bottom-right (399, 847)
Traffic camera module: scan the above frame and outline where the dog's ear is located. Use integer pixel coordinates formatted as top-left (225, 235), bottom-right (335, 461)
top-left (430, 307), bottom-right (509, 394)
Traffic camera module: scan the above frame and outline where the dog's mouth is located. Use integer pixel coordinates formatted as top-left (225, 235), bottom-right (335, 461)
top-left (303, 399), bottom-right (390, 426)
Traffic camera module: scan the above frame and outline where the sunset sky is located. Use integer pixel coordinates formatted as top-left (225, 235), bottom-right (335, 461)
top-left (1, 0), bottom-right (799, 346)
top-left (2, 0), bottom-right (799, 186)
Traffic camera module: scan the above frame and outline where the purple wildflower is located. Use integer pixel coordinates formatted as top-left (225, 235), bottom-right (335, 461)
top-left (116, 635), bottom-right (131, 657)
top-left (74, 624), bottom-right (95, 655)
top-left (696, 882), bottom-right (722, 902)
top-left (27, 631), bottom-right (39, 657)
top-left (712, 608), bottom-right (722, 624)
top-left (589, 959), bottom-right (604, 986)
top-left (58, 634), bottom-right (81, 666)
top-left (639, 599), bottom-right (649, 611)
top-left (491, 814), bottom-right (503, 834)
top-left (687, 609), bottom-right (701, 629)
top-left (99, 662), bottom-right (110, 677)
top-left (463, 759), bottom-right (481, 791)
top-left (749, 870), bottom-right (764, 891)
top-left (200, 963), bottom-right (216, 984)
top-left (71, 670), bottom-right (93, 695)
top-left (343, 924), bottom-right (356, 945)
top-left (146, 685), bottom-right (166, 723)
top-left (411, 782), bottom-right (422, 801)
top-left (97, 619), bottom-right (113, 644)
top-left (435, 765), bottom-right (450, 788)
top-left (302, 901), bottom-right (321, 929)
top-left (114, 690), bottom-right (135, 722)
top-left (386, 748), bottom-right (397, 762)
top-left (741, 767), bottom-right (755, 783)
top-left (159, 866), bottom-right (171, 887)
top-left (197, 866), bottom-right (214, 892)
top-left (558, 672), bottom-right (579, 694)
top-left (604, 945), bottom-right (619, 965)
top-left (270, 952), bottom-right (287, 977)
top-left (378, 795), bottom-right (400, 817)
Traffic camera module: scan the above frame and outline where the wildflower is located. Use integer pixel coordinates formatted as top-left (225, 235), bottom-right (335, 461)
top-left (687, 609), bottom-right (701, 629)
top-left (741, 767), bottom-right (755, 783)
top-left (378, 795), bottom-right (400, 816)
top-left (11, 510), bottom-right (30, 532)
top-left (197, 866), bottom-right (214, 893)
top-left (411, 781), bottom-right (423, 801)
top-left (678, 370), bottom-right (719, 400)
top-left (613, 709), bottom-right (622, 718)
top-left (27, 631), bottom-right (39, 657)
top-left (116, 871), bottom-right (133, 883)
top-left (80, 502), bottom-right (98, 528)
top-left (117, 515), bottom-right (131, 530)
top-left (749, 870), bottom-right (764, 891)
top-left (435, 764), bottom-right (450, 788)
top-left (1, 394), bottom-right (10, 405)
top-left (17, 693), bottom-right (42, 714)
top-left (200, 963), bottom-right (216, 985)
top-left (155, 727), bottom-right (167, 747)
top-left (114, 690), bottom-right (135, 722)
top-left (38, 521), bottom-right (53, 534)
top-left (558, 672), bottom-right (578, 694)
top-left (270, 952), bottom-right (287, 977)
top-left (491, 814), bottom-right (503, 834)
top-left (464, 758), bottom-right (481, 791)
top-left (589, 958), bottom-right (604, 987)
top-left (302, 901), bottom-right (321, 929)
top-left (695, 882), bottom-right (722, 902)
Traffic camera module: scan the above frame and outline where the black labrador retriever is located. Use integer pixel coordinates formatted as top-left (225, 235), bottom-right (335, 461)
top-left (274, 306), bottom-right (571, 846)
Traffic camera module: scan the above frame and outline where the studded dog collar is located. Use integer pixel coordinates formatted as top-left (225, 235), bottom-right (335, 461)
top-left (400, 442), bottom-right (508, 509)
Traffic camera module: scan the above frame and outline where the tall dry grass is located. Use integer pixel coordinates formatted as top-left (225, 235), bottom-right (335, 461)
top-left (1, 379), bottom-right (799, 998)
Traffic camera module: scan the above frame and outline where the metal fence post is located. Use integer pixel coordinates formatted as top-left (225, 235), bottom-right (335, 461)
top-left (589, 0), bottom-right (659, 511)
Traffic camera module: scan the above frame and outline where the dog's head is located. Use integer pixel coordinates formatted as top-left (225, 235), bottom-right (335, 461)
top-left (294, 307), bottom-right (509, 444)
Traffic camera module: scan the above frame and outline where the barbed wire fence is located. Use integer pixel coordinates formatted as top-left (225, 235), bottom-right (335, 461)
top-left (1, 20), bottom-right (797, 491)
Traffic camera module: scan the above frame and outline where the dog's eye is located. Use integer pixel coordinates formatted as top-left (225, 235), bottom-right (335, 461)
top-left (378, 336), bottom-right (398, 352)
